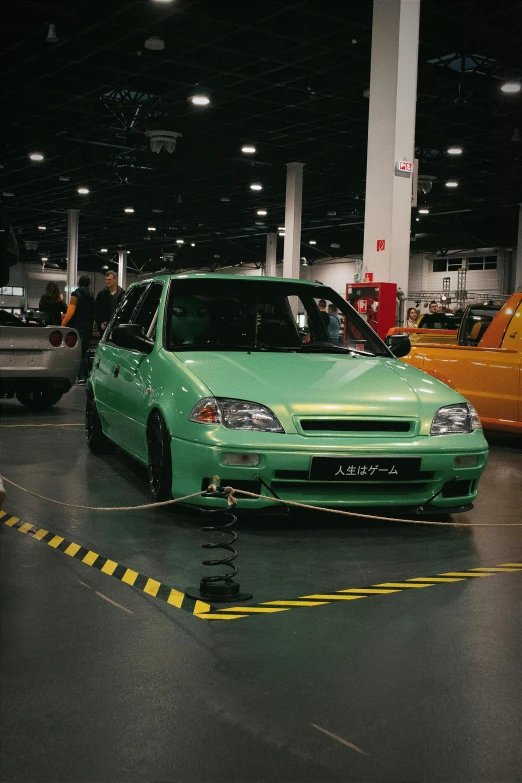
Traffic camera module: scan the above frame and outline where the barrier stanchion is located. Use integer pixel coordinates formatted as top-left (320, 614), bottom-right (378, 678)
top-left (185, 486), bottom-right (252, 603)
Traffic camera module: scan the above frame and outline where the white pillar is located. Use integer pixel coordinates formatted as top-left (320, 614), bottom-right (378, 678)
top-left (66, 209), bottom-right (80, 303)
top-left (118, 249), bottom-right (128, 290)
top-left (515, 204), bottom-right (522, 292)
top-left (282, 162), bottom-right (304, 280)
top-left (362, 0), bottom-right (420, 295)
top-left (265, 232), bottom-right (277, 277)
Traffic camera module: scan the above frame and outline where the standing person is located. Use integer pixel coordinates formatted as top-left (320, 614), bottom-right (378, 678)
top-left (428, 300), bottom-right (438, 314)
top-left (94, 270), bottom-right (125, 333)
top-left (406, 307), bottom-right (418, 327)
top-left (318, 299), bottom-right (331, 330)
top-left (327, 303), bottom-right (342, 344)
top-left (62, 276), bottom-right (94, 385)
top-left (38, 281), bottom-right (67, 325)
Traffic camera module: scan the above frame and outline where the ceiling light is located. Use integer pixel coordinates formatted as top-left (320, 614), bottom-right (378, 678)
top-left (278, 232), bottom-right (285, 237)
top-left (241, 145), bottom-right (256, 154)
top-left (220, 196), bottom-right (230, 202)
top-left (41, 257), bottom-right (48, 261)
top-left (445, 180), bottom-right (459, 188)
top-left (309, 240), bottom-right (316, 245)
top-left (257, 209), bottom-right (267, 216)
top-left (46, 23), bottom-right (58, 43)
top-left (101, 265), bottom-right (109, 271)
top-left (331, 243), bottom-right (340, 248)
top-left (100, 248), bottom-right (108, 253)
top-left (327, 211), bottom-right (337, 216)
top-left (147, 226), bottom-right (156, 231)
top-left (152, 208), bottom-right (163, 213)
top-left (277, 226), bottom-right (285, 231)
top-left (501, 81), bottom-right (521, 94)
top-left (2, 192), bottom-right (14, 197)
top-left (124, 207), bottom-right (134, 213)
top-left (152, 0), bottom-right (175, 3)
top-left (416, 218), bottom-right (420, 221)
top-left (176, 239), bottom-right (184, 244)
top-left (29, 152), bottom-right (44, 161)
top-left (77, 187), bottom-right (90, 195)
top-left (250, 183), bottom-right (262, 191)
top-left (58, 175), bottom-right (70, 182)
top-left (447, 147), bottom-right (463, 155)
top-left (191, 243), bottom-right (195, 247)
top-left (145, 36), bottom-right (164, 50)
top-left (418, 208), bottom-right (429, 214)
top-left (190, 94), bottom-right (210, 106)
top-left (38, 225), bottom-right (47, 230)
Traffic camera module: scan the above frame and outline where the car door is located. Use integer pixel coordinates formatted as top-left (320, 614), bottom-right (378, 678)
top-left (94, 284), bottom-right (148, 438)
top-left (106, 281), bottom-right (164, 460)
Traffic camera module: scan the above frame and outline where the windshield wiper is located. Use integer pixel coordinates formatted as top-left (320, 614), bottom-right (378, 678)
top-left (281, 342), bottom-right (377, 357)
top-left (173, 341), bottom-right (275, 352)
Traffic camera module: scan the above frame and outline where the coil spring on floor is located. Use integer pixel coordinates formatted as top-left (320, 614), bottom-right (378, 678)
top-left (201, 504), bottom-right (239, 591)
top-left (185, 489), bottom-right (252, 603)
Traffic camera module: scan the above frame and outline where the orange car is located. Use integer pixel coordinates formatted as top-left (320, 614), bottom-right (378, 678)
top-left (387, 312), bottom-right (463, 345)
top-left (400, 294), bottom-right (522, 434)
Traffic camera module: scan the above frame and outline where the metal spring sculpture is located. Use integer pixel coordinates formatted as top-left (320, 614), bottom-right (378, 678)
top-left (186, 487), bottom-right (252, 603)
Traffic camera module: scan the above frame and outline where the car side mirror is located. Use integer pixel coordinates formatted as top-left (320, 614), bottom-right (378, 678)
top-left (386, 335), bottom-right (411, 358)
top-left (111, 324), bottom-right (154, 354)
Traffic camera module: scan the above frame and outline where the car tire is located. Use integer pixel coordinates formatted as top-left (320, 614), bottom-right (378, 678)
top-left (147, 410), bottom-right (173, 502)
top-left (85, 394), bottom-right (115, 454)
top-left (17, 386), bottom-right (63, 410)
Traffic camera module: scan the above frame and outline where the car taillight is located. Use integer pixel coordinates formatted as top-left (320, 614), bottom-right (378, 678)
top-left (49, 330), bottom-right (62, 347)
top-left (65, 331), bottom-right (78, 348)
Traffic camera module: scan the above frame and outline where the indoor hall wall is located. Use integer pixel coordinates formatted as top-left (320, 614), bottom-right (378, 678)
top-left (2, 262), bottom-right (139, 310)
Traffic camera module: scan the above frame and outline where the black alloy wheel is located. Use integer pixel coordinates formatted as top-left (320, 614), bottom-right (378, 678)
top-left (147, 411), bottom-right (173, 502)
top-left (85, 394), bottom-right (115, 453)
top-left (16, 386), bottom-right (63, 410)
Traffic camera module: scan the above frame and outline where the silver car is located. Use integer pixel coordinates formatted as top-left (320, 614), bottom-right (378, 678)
top-left (0, 310), bottom-right (81, 409)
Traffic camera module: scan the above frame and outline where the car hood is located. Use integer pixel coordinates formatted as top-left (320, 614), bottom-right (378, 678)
top-left (176, 351), bottom-right (463, 431)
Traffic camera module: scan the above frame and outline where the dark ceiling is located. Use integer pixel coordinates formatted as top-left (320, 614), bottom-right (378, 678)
top-left (1, 0), bottom-right (521, 275)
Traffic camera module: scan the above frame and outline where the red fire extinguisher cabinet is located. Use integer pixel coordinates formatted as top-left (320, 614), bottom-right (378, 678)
top-left (346, 282), bottom-right (397, 340)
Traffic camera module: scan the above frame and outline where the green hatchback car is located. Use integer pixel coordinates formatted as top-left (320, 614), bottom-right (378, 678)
top-left (86, 274), bottom-right (488, 513)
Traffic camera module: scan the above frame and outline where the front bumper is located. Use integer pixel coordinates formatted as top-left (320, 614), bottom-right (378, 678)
top-left (170, 431), bottom-right (489, 511)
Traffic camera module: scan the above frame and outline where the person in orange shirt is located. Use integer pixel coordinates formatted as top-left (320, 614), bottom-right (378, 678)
top-left (62, 276), bottom-right (94, 384)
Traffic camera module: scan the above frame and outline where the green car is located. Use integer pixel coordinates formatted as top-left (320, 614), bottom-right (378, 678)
top-left (86, 274), bottom-right (488, 513)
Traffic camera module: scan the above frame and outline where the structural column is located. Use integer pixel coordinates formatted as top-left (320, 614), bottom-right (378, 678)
top-left (515, 203), bottom-right (522, 292)
top-left (118, 249), bottom-right (128, 290)
top-left (282, 162), bottom-right (304, 280)
top-left (362, 0), bottom-right (420, 296)
top-left (265, 232), bottom-right (277, 277)
top-left (66, 209), bottom-right (80, 303)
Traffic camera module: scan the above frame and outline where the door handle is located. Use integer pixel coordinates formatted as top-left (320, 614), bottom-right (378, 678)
top-left (113, 365), bottom-right (120, 378)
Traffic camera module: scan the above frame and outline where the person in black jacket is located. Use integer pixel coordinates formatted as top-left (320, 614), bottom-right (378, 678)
top-left (39, 281), bottom-right (67, 325)
top-left (94, 270), bottom-right (125, 333)
top-left (62, 276), bottom-right (95, 384)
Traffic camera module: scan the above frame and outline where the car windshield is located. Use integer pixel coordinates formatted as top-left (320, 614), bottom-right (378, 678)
top-left (417, 313), bottom-right (463, 330)
top-left (165, 278), bottom-right (389, 356)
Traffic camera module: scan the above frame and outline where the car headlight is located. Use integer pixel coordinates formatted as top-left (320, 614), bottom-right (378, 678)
top-left (189, 397), bottom-right (284, 432)
top-left (430, 403), bottom-right (482, 436)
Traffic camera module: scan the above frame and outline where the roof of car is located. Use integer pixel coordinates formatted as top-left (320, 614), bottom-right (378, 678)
top-left (133, 273), bottom-right (324, 286)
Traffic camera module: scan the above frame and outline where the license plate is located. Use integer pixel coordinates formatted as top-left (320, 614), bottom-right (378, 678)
top-left (310, 456), bottom-right (421, 481)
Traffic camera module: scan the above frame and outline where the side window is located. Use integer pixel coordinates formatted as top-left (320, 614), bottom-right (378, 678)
top-left (133, 282), bottom-right (163, 338)
top-left (458, 307), bottom-right (499, 346)
top-left (106, 285), bottom-right (146, 342)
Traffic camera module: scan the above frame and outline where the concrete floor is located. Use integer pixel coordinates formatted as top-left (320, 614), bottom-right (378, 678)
top-left (1, 387), bottom-right (521, 783)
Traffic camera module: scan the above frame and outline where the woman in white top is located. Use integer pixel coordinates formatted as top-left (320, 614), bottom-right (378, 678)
top-left (406, 307), bottom-right (418, 328)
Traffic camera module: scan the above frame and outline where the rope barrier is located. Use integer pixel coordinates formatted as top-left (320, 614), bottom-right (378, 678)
top-left (1, 474), bottom-right (521, 527)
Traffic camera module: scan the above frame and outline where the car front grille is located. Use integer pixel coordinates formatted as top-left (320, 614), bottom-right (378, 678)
top-left (298, 419), bottom-right (415, 434)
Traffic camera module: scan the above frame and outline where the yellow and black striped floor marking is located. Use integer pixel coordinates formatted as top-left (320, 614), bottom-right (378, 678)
top-left (0, 510), bottom-right (234, 621)
top-left (2, 510), bottom-right (521, 623)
